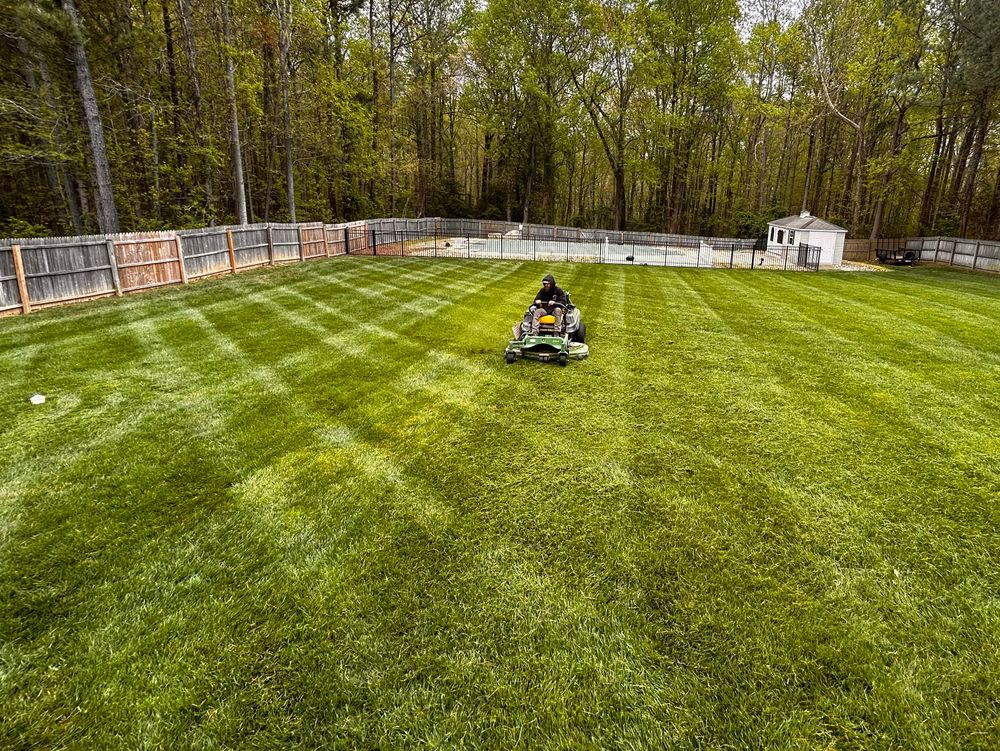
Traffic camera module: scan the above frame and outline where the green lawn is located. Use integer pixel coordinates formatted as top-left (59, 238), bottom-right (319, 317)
top-left (1, 258), bottom-right (998, 749)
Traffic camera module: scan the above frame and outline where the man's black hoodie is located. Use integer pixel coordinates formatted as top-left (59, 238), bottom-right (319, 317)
top-left (536, 273), bottom-right (569, 307)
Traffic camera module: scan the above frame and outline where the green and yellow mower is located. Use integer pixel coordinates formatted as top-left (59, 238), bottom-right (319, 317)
top-left (504, 300), bottom-right (589, 366)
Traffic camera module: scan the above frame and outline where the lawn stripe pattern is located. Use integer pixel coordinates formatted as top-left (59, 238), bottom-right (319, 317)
top-left (1, 259), bottom-right (998, 749)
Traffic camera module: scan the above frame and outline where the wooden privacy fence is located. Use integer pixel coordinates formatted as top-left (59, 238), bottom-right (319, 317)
top-left (840, 237), bottom-right (1000, 270)
top-left (843, 239), bottom-right (877, 262)
top-left (906, 237), bottom-right (1000, 273)
top-left (0, 220), bottom-right (368, 315)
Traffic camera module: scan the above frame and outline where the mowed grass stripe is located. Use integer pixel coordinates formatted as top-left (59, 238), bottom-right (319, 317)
top-left (3, 259), bottom-right (533, 747)
top-left (684, 272), bottom-right (1000, 539)
top-left (2, 261), bottom-right (999, 749)
top-left (699, 271), bottom-right (997, 443)
top-left (603, 269), bottom-right (999, 748)
top-left (0, 259), bottom-right (432, 437)
top-left (775, 271), bottom-right (1000, 369)
top-left (724, 272), bottom-right (1000, 461)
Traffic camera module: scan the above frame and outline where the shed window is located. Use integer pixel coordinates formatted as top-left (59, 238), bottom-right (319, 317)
top-left (777, 229), bottom-right (784, 244)
top-left (769, 226), bottom-right (774, 242)
top-left (788, 230), bottom-right (795, 245)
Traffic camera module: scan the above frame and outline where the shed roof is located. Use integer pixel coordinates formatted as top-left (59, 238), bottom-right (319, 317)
top-left (769, 213), bottom-right (846, 232)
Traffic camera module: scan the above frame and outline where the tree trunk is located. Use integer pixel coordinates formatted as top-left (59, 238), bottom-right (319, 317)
top-left (17, 34), bottom-right (84, 234)
top-left (613, 162), bottom-right (626, 231)
top-left (278, 0), bottom-right (296, 222)
top-left (948, 120), bottom-right (975, 210)
top-left (801, 124), bottom-right (815, 213)
top-left (369, 0), bottom-right (379, 206)
top-left (177, 0), bottom-right (213, 217)
top-left (870, 105), bottom-right (908, 240)
top-left (61, 0), bottom-right (119, 233)
top-left (480, 130), bottom-right (492, 213)
top-left (522, 138), bottom-right (535, 226)
top-left (959, 93), bottom-right (992, 236)
top-left (919, 102), bottom-right (946, 234)
top-left (988, 160), bottom-right (1000, 240)
top-left (221, 0), bottom-right (248, 224)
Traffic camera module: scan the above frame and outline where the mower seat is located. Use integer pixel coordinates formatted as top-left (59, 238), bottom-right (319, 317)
top-left (539, 315), bottom-right (556, 324)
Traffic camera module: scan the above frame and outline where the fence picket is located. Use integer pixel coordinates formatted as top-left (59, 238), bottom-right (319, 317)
top-left (106, 239), bottom-right (122, 295)
top-left (11, 244), bottom-right (30, 314)
top-left (176, 236), bottom-right (189, 283)
top-left (226, 230), bottom-right (237, 273)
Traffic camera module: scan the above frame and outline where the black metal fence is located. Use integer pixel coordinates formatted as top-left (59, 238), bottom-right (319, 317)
top-left (364, 219), bottom-right (821, 271)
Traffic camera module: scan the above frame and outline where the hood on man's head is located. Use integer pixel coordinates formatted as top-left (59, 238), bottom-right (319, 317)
top-left (542, 273), bottom-right (556, 286)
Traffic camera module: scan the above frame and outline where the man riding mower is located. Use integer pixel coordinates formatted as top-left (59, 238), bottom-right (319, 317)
top-left (505, 273), bottom-right (588, 365)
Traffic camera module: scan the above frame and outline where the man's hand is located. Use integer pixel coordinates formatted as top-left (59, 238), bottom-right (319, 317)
top-left (535, 299), bottom-right (542, 305)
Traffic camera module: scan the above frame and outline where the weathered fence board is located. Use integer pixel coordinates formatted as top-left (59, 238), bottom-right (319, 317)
top-left (1, 246), bottom-right (24, 312)
top-left (324, 225), bottom-right (347, 256)
top-left (843, 239), bottom-right (874, 262)
top-left (347, 222), bottom-right (369, 254)
top-left (16, 238), bottom-right (116, 306)
top-left (908, 236), bottom-right (1000, 273)
top-left (970, 240), bottom-right (1000, 273)
top-left (232, 226), bottom-right (271, 268)
top-left (301, 224), bottom-right (327, 259)
top-left (269, 224), bottom-right (302, 263)
top-left (178, 227), bottom-right (231, 279)
top-left (112, 233), bottom-right (184, 292)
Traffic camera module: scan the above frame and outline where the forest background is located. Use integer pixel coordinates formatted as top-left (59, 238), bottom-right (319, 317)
top-left (1, 0), bottom-right (998, 241)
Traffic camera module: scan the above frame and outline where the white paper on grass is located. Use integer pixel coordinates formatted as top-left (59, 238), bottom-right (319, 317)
top-left (30, 394), bottom-right (46, 405)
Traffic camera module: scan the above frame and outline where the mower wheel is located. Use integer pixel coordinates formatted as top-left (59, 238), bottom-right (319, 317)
top-left (505, 351), bottom-right (517, 364)
top-left (572, 322), bottom-right (587, 344)
top-left (558, 353), bottom-right (568, 367)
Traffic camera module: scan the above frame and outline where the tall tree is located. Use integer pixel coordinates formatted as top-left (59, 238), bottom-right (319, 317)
top-left (220, 0), bottom-right (248, 224)
top-left (59, 0), bottom-right (119, 232)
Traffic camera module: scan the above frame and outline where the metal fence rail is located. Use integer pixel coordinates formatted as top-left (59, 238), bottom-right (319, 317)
top-left (366, 219), bottom-right (821, 271)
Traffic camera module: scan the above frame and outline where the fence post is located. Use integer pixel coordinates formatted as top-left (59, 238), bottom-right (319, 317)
top-left (783, 246), bottom-right (789, 271)
top-left (11, 244), bottom-right (30, 314)
top-left (434, 225), bottom-right (438, 257)
top-left (344, 227), bottom-right (350, 256)
top-left (371, 228), bottom-right (377, 256)
top-left (949, 239), bottom-right (957, 266)
top-left (323, 226), bottom-right (331, 257)
top-left (972, 240), bottom-right (981, 270)
top-left (297, 225), bottom-right (306, 261)
top-left (105, 239), bottom-right (122, 296)
top-left (175, 235), bottom-right (189, 283)
top-left (226, 229), bottom-right (238, 273)
top-left (267, 226), bottom-right (275, 265)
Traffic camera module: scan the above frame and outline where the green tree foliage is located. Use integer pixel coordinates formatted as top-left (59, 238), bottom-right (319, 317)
top-left (1, 0), bottom-right (998, 238)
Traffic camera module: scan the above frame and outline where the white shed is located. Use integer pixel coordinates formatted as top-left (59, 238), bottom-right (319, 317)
top-left (767, 211), bottom-right (847, 267)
